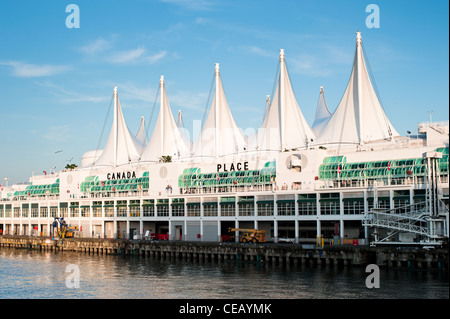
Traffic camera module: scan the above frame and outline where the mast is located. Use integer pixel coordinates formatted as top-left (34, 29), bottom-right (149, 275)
top-left (278, 49), bottom-right (285, 151)
top-left (215, 63), bottom-right (220, 159)
top-left (177, 110), bottom-right (183, 128)
top-left (113, 85), bottom-right (118, 168)
top-left (262, 95), bottom-right (270, 124)
top-left (160, 76), bottom-right (165, 156)
top-left (356, 31), bottom-right (364, 145)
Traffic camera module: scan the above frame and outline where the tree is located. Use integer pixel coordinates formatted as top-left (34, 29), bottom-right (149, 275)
top-left (65, 163), bottom-right (78, 170)
top-left (159, 155), bottom-right (172, 163)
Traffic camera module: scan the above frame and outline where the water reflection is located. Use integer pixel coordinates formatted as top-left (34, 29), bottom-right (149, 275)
top-left (0, 248), bottom-right (448, 299)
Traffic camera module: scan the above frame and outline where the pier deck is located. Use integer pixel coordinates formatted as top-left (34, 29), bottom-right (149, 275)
top-left (0, 235), bottom-right (447, 270)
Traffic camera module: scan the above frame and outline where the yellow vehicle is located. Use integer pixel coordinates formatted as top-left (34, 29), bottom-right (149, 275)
top-left (53, 217), bottom-right (79, 238)
top-left (228, 228), bottom-right (266, 243)
top-left (58, 226), bottom-right (79, 238)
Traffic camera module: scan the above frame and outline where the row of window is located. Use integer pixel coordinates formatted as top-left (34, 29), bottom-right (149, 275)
top-left (0, 198), bottom-right (414, 218)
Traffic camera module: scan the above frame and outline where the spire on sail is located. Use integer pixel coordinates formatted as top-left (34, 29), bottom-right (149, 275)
top-left (317, 32), bottom-right (399, 145)
top-left (311, 86), bottom-right (332, 136)
top-left (135, 116), bottom-right (146, 145)
top-left (140, 76), bottom-right (190, 162)
top-left (193, 63), bottom-right (246, 159)
top-left (93, 85), bottom-right (145, 167)
top-left (254, 49), bottom-right (315, 152)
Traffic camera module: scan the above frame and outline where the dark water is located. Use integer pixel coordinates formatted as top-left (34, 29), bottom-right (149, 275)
top-left (0, 248), bottom-right (448, 299)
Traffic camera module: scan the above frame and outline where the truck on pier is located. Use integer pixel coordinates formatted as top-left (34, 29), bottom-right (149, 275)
top-left (228, 228), bottom-right (266, 243)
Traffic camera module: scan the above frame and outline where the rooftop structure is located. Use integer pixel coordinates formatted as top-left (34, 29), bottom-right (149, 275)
top-left (250, 49), bottom-right (316, 153)
top-left (192, 63), bottom-right (247, 159)
top-left (140, 76), bottom-right (191, 162)
top-left (311, 86), bottom-right (332, 136)
top-left (316, 32), bottom-right (399, 146)
top-left (93, 85), bottom-right (145, 167)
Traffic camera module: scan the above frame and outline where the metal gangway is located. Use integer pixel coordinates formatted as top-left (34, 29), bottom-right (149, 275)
top-left (363, 151), bottom-right (449, 246)
top-left (362, 200), bottom-right (448, 246)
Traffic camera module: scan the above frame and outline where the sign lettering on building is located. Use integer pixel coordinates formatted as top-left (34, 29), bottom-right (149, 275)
top-left (217, 162), bottom-right (249, 172)
top-left (107, 171), bottom-right (137, 180)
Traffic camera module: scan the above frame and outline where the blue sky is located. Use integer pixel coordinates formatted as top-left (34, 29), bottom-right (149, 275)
top-left (0, 0), bottom-right (448, 184)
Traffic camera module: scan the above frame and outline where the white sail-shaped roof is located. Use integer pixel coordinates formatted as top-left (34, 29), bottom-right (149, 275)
top-left (135, 116), bottom-right (146, 145)
top-left (317, 32), bottom-right (399, 145)
top-left (261, 95), bottom-right (271, 125)
top-left (176, 110), bottom-right (192, 149)
top-left (311, 86), bottom-right (332, 136)
top-left (193, 64), bottom-right (246, 159)
top-left (94, 86), bottom-right (145, 167)
top-left (253, 50), bottom-right (315, 152)
top-left (140, 76), bottom-right (190, 162)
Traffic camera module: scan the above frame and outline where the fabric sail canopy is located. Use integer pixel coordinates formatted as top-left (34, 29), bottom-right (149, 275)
top-left (177, 110), bottom-right (192, 150)
top-left (94, 86), bottom-right (145, 167)
top-left (311, 86), bottom-right (332, 136)
top-left (135, 116), bottom-right (146, 145)
top-left (317, 32), bottom-right (399, 145)
top-left (140, 76), bottom-right (191, 162)
top-left (250, 49), bottom-right (316, 153)
top-left (192, 63), bottom-right (247, 159)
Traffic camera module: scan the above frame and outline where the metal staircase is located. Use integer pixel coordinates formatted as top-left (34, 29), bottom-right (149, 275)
top-left (363, 151), bottom-right (449, 246)
top-left (363, 204), bottom-right (427, 236)
top-left (362, 202), bottom-right (447, 245)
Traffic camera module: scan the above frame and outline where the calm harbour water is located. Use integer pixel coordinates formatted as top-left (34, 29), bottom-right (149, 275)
top-left (0, 248), bottom-right (448, 299)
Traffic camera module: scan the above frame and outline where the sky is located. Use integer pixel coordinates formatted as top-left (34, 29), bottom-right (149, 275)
top-left (0, 0), bottom-right (448, 184)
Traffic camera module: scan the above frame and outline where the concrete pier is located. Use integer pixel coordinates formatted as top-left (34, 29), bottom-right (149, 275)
top-left (0, 235), bottom-right (448, 270)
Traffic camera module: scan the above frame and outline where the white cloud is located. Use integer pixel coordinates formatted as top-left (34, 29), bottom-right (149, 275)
top-left (79, 37), bottom-right (114, 55)
top-left (146, 51), bottom-right (167, 64)
top-left (284, 43), bottom-right (355, 78)
top-left (78, 34), bottom-right (171, 65)
top-left (107, 47), bottom-right (146, 64)
top-left (168, 90), bottom-right (207, 112)
top-left (288, 54), bottom-right (334, 78)
top-left (117, 82), bottom-right (157, 102)
top-left (115, 82), bottom-right (206, 112)
top-left (0, 61), bottom-right (70, 78)
top-left (105, 47), bottom-right (168, 65)
top-left (34, 80), bottom-right (109, 104)
top-left (242, 46), bottom-right (273, 58)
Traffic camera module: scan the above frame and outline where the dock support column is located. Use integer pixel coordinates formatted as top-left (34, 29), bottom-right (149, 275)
top-left (316, 220), bottom-right (321, 245)
top-left (217, 220), bottom-right (221, 242)
top-left (168, 220), bottom-right (172, 241)
top-left (200, 219), bottom-right (203, 242)
top-left (274, 220), bottom-right (278, 243)
top-left (113, 220), bottom-right (118, 239)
